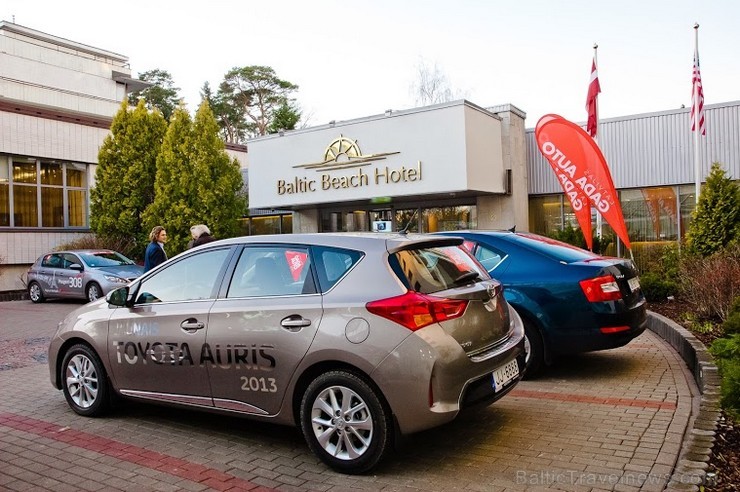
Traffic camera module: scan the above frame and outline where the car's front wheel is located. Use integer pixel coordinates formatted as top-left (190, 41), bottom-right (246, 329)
top-left (61, 344), bottom-right (111, 417)
top-left (28, 281), bottom-right (45, 303)
top-left (300, 371), bottom-right (392, 474)
top-left (86, 282), bottom-right (102, 302)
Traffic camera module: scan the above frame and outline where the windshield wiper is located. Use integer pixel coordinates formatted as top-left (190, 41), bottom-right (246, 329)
top-left (453, 271), bottom-right (480, 285)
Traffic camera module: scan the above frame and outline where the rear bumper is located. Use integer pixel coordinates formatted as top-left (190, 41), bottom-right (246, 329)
top-left (372, 305), bottom-right (526, 435)
top-left (550, 299), bottom-right (648, 355)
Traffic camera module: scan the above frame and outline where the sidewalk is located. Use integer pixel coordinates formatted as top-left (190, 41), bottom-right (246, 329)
top-left (0, 300), bottom-right (717, 491)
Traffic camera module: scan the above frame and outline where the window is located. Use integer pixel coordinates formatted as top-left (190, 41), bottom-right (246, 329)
top-left (313, 247), bottom-right (362, 292)
top-left (423, 206), bottom-right (477, 232)
top-left (390, 245), bottom-right (488, 294)
top-left (42, 254), bottom-right (65, 269)
top-left (61, 253), bottom-right (81, 269)
top-left (227, 246), bottom-right (314, 297)
top-left (474, 244), bottom-right (505, 272)
top-left (1, 155), bottom-right (89, 228)
top-left (0, 157), bottom-right (9, 226)
top-left (135, 249), bottom-right (230, 304)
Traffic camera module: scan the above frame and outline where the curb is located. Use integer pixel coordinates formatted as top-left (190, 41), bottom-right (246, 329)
top-left (0, 290), bottom-right (28, 302)
top-left (647, 310), bottom-right (722, 491)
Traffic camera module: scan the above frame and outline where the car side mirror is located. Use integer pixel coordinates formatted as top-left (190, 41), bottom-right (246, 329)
top-left (69, 263), bottom-right (83, 271)
top-left (107, 287), bottom-right (129, 307)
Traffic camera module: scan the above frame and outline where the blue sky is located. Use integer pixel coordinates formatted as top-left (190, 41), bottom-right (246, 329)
top-left (4, 0), bottom-right (739, 128)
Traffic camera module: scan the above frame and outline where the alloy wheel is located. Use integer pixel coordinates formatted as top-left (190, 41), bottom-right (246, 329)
top-left (65, 354), bottom-right (99, 409)
top-left (310, 385), bottom-right (373, 460)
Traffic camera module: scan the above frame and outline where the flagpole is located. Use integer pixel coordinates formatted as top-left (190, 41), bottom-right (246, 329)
top-left (593, 43), bottom-right (603, 248)
top-left (693, 23), bottom-right (701, 204)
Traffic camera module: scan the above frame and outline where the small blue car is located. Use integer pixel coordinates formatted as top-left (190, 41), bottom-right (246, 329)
top-left (27, 249), bottom-right (144, 303)
top-left (434, 230), bottom-right (647, 376)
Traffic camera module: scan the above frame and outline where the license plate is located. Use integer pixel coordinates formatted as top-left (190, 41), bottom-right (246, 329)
top-left (492, 359), bottom-right (519, 392)
top-left (628, 277), bottom-right (640, 292)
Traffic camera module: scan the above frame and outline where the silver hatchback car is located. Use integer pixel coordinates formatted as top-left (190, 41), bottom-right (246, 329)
top-left (48, 233), bottom-right (525, 473)
top-left (27, 249), bottom-right (144, 303)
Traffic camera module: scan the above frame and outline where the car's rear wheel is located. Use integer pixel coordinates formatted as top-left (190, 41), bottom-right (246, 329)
top-left (521, 316), bottom-right (545, 379)
top-left (300, 370), bottom-right (392, 474)
top-left (86, 282), bottom-right (102, 302)
top-left (61, 344), bottom-right (111, 417)
top-left (28, 282), bottom-right (45, 303)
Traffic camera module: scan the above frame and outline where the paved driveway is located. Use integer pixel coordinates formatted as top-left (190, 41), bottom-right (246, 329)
top-left (0, 300), bottom-right (703, 491)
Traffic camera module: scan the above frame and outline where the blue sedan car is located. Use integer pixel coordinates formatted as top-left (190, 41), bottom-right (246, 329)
top-left (434, 230), bottom-right (647, 377)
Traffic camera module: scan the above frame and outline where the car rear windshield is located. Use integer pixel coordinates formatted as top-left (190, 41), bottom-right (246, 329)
top-left (512, 233), bottom-right (600, 263)
top-left (390, 244), bottom-right (489, 294)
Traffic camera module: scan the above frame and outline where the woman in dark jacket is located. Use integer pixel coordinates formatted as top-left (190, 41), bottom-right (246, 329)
top-left (144, 226), bottom-right (168, 272)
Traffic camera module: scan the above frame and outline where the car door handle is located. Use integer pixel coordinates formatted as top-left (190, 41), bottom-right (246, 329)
top-left (281, 315), bottom-right (311, 331)
top-left (181, 318), bottom-right (205, 331)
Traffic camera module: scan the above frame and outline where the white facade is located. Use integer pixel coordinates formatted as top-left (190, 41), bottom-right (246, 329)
top-left (0, 22), bottom-right (250, 292)
top-left (0, 22), bottom-right (139, 291)
top-left (248, 100), bottom-right (529, 233)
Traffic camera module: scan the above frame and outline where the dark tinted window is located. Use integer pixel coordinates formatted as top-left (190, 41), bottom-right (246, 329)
top-left (61, 253), bottom-right (80, 269)
top-left (41, 253), bottom-right (64, 269)
top-left (312, 246), bottom-right (363, 293)
top-left (390, 244), bottom-right (488, 294)
top-left (511, 233), bottom-right (599, 263)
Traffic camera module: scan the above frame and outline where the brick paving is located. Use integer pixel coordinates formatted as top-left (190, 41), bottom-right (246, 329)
top-left (0, 300), bottom-right (706, 491)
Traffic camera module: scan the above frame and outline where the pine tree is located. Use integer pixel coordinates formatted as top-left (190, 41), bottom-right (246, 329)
top-left (142, 102), bottom-right (245, 256)
top-left (686, 162), bottom-right (740, 256)
top-left (90, 100), bottom-right (167, 256)
top-left (190, 101), bottom-right (246, 241)
top-left (142, 104), bottom-right (195, 255)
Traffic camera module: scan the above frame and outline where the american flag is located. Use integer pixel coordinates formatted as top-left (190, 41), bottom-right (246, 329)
top-left (690, 50), bottom-right (705, 135)
top-left (586, 58), bottom-right (601, 138)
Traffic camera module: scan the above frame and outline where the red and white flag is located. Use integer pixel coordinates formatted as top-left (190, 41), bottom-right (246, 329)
top-left (585, 57), bottom-right (601, 138)
top-left (690, 49), bottom-right (706, 135)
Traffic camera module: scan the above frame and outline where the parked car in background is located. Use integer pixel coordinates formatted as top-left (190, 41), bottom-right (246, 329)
top-left (27, 250), bottom-right (144, 303)
top-left (48, 233), bottom-right (525, 473)
top-left (433, 230), bottom-right (647, 377)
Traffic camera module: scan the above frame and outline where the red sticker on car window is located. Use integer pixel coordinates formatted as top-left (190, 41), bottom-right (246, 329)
top-left (285, 251), bottom-right (308, 280)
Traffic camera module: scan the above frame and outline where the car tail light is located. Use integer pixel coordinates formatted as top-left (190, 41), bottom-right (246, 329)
top-left (366, 291), bottom-right (468, 331)
top-left (600, 326), bottom-right (630, 334)
top-left (579, 275), bottom-right (622, 302)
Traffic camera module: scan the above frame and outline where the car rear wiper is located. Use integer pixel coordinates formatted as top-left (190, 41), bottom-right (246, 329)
top-left (453, 271), bottom-right (480, 285)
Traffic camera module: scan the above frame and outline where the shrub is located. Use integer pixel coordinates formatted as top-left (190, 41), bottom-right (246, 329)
top-left (709, 334), bottom-right (740, 420)
top-left (640, 271), bottom-right (679, 301)
top-left (547, 223), bottom-right (613, 254)
top-left (685, 162), bottom-right (740, 257)
top-left (56, 235), bottom-right (141, 263)
top-left (679, 244), bottom-right (740, 322)
top-left (723, 296), bottom-right (740, 335)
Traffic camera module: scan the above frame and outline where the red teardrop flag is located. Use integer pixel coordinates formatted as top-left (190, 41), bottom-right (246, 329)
top-left (535, 115), bottom-right (593, 250)
top-left (535, 114), bottom-right (631, 250)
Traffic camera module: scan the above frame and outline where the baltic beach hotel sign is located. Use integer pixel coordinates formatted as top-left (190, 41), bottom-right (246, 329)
top-left (247, 101), bottom-right (506, 209)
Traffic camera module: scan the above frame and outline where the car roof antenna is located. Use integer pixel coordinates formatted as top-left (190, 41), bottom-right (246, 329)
top-left (508, 225), bottom-right (516, 233)
top-left (398, 209), bottom-right (419, 235)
